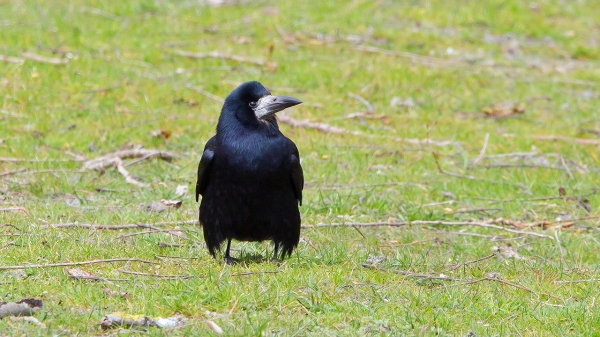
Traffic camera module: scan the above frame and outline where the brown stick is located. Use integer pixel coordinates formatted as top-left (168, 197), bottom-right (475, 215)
top-left (0, 258), bottom-right (157, 270)
top-left (80, 148), bottom-right (178, 187)
top-left (0, 169), bottom-right (77, 178)
top-left (117, 270), bottom-right (196, 279)
top-left (380, 238), bottom-right (440, 248)
top-left (303, 221), bottom-right (554, 239)
top-left (480, 163), bottom-right (564, 170)
top-left (0, 54), bottom-right (24, 64)
top-left (42, 220), bottom-right (198, 230)
top-left (231, 271), bottom-right (281, 277)
top-left (81, 148), bottom-right (177, 171)
top-left (0, 157), bottom-right (78, 163)
top-left (362, 264), bottom-right (458, 281)
top-left (402, 138), bottom-right (458, 146)
top-left (20, 52), bottom-right (69, 65)
top-left (554, 279), bottom-right (600, 284)
top-left (0, 207), bottom-right (28, 212)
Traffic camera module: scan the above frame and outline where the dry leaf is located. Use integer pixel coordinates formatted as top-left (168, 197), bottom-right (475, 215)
top-left (149, 130), bottom-right (171, 139)
top-left (493, 244), bottom-right (529, 261)
top-left (102, 288), bottom-right (129, 299)
top-left (160, 200), bottom-right (182, 209)
top-left (66, 268), bottom-right (101, 281)
top-left (390, 96), bottom-right (416, 108)
top-left (206, 320), bottom-right (223, 334)
top-left (175, 185), bottom-right (188, 196)
top-left (482, 101), bottom-right (525, 118)
top-left (233, 36), bottom-right (253, 44)
top-left (558, 187), bottom-right (566, 196)
top-left (142, 200), bottom-right (182, 213)
top-left (0, 299), bottom-right (43, 318)
top-left (9, 316), bottom-right (46, 328)
top-left (143, 202), bottom-right (167, 213)
top-left (100, 312), bottom-right (184, 330)
top-left (578, 199), bottom-right (592, 214)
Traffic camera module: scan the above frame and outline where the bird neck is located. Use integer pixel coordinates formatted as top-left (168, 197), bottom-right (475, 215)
top-left (217, 116), bottom-right (280, 142)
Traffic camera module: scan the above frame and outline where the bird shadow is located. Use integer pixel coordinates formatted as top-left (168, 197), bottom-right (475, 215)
top-left (225, 251), bottom-right (281, 266)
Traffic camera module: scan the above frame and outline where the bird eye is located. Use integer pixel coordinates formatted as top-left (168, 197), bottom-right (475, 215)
top-left (249, 102), bottom-right (257, 108)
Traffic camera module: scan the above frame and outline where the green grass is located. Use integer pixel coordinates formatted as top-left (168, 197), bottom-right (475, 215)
top-left (1, 0), bottom-right (600, 335)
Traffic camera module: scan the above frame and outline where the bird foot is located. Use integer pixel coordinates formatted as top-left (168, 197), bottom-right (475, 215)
top-left (224, 256), bottom-right (238, 265)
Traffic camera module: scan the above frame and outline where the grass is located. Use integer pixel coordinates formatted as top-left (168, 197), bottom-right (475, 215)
top-left (1, 0), bottom-right (600, 335)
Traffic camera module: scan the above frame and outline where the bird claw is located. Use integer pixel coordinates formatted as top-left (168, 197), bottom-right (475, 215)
top-left (224, 256), bottom-right (238, 265)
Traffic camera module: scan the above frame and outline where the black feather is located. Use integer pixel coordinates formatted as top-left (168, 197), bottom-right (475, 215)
top-left (196, 81), bottom-right (304, 262)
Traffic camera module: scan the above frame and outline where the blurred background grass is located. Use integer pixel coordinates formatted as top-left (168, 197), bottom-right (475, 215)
top-left (1, 0), bottom-right (600, 335)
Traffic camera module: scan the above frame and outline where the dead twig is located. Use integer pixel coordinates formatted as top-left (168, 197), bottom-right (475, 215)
top-left (554, 279), bottom-right (600, 284)
top-left (304, 220), bottom-right (554, 239)
top-left (231, 271), bottom-right (281, 277)
top-left (560, 155), bottom-right (574, 180)
top-left (380, 238), bottom-right (440, 248)
top-left (503, 134), bottom-right (600, 146)
top-left (447, 253), bottom-right (496, 271)
top-left (0, 54), bottom-right (24, 64)
top-left (117, 270), bottom-right (196, 280)
top-left (347, 93), bottom-right (374, 114)
top-left (452, 207), bottom-right (503, 214)
top-left (0, 258), bottom-right (157, 270)
top-left (483, 188), bottom-right (598, 204)
top-left (362, 264), bottom-right (458, 281)
top-left (402, 138), bottom-right (459, 147)
top-left (157, 242), bottom-right (186, 248)
top-left (0, 207), bottom-right (28, 213)
top-left (1, 169), bottom-right (78, 178)
top-left (353, 45), bottom-right (457, 67)
top-left (83, 82), bottom-right (124, 93)
top-left (0, 157), bottom-right (80, 163)
top-left (472, 133), bottom-right (489, 164)
top-left (276, 114), bottom-right (350, 134)
top-left (20, 52), bottom-right (69, 65)
top-left (80, 148), bottom-right (178, 188)
top-left (81, 148), bottom-right (177, 171)
top-left (173, 50), bottom-right (275, 68)
top-left (480, 163), bottom-right (565, 170)
top-left (433, 152), bottom-right (526, 188)
top-left (42, 220), bottom-right (197, 230)
top-left (186, 84), bottom-right (225, 103)
top-left (461, 277), bottom-right (562, 301)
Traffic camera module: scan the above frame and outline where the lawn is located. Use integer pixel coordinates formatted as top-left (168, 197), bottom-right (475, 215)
top-left (1, 0), bottom-right (600, 335)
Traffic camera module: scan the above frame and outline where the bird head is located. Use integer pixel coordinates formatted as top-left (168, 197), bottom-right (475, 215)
top-left (222, 81), bottom-right (302, 126)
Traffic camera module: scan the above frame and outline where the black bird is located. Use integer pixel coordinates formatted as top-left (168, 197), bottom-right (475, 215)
top-left (195, 81), bottom-right (304, 264)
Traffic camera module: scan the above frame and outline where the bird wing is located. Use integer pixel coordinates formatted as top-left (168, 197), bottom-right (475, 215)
top-left (196, 137), bottom-right (217, 202)
top-left (286, 139), bottom-right (304, 206)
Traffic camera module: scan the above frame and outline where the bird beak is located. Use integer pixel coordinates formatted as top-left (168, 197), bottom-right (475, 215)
top-left (254, 95), bottom-right (302, 120)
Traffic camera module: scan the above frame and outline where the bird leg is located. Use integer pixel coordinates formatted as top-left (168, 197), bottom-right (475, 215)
top-left (224, 239), bottom-right (238, 265)
top-left (271, 241), bottom-right (280, 261)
